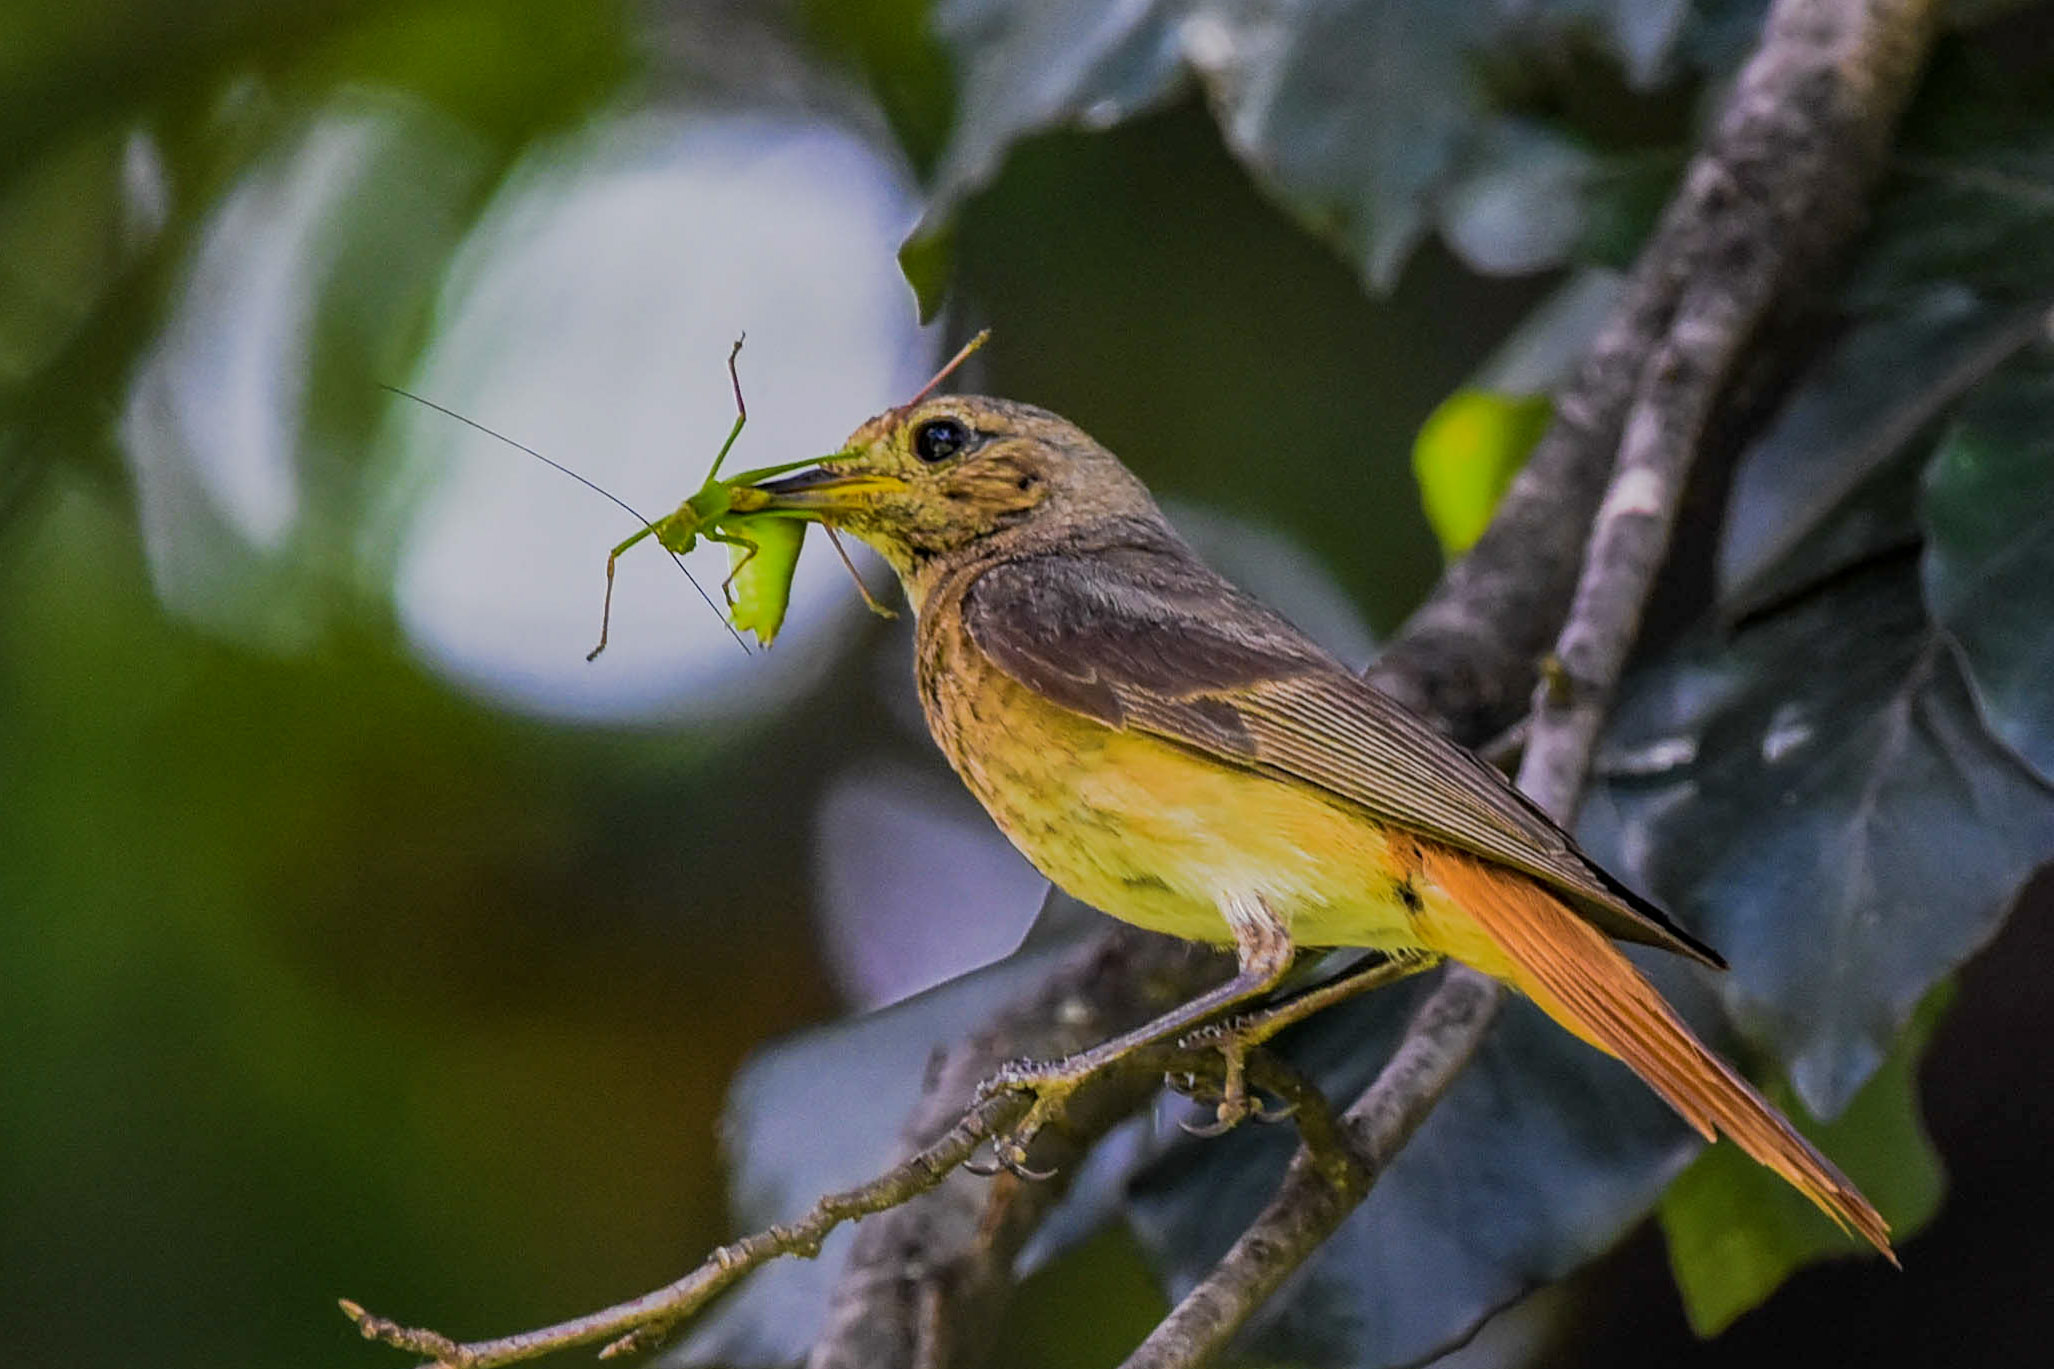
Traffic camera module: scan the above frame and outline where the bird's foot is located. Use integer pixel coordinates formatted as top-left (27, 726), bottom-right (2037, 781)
top-left (1165, 1017), bottom-right (1297, 1137)
top-left (970, 1056), bottom-right (1096, 1180)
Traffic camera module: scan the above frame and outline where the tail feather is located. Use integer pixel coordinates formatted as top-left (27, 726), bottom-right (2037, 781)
top-left (1418, 845), bottom-right (1895, 1261)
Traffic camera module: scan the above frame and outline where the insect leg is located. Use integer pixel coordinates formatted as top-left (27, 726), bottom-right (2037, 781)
top-left (705, 525), bottom-right (760, 605)
top-left (822, 525), bottom-right (897, 621)
top-left (588, 524), bottom-right (655, 662)
top-left (705, 336), bottom-right (748, 480)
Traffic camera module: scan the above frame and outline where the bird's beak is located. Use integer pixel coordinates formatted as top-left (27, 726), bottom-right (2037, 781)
top-left (731, 464), bottom-right (904, 519)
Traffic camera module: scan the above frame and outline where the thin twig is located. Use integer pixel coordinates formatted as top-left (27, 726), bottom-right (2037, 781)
top-left (342, 1093), bottom-right (1030, 1368)
top-left (343, 928), bottom-right (1228, 1369)
top-left (802, 929), bottom-right (1222, 1369)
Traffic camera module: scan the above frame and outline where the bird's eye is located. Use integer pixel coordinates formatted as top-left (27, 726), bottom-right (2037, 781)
top-left (913, 417), bottom-right (971, 464)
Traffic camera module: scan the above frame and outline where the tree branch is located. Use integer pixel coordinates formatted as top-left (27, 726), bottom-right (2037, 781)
top-left (338, 1000), bottom-right (1322, 1369)
top-left (1117, 3), bottom-right (1938, 1365)
top-left (1375, 1), bottom-right (1932, 733)
top-left (801, 926), bottom-right (1219, 1369)
top-left (1118, 969), bottom-right (1504, 1369)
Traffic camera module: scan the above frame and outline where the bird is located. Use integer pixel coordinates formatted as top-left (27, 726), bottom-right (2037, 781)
top-left (733, 386), bottom-right (1892, 1257)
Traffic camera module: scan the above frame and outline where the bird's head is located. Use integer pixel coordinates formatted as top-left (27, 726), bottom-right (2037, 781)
top-left (734, 394), bottom-right (1160, 602)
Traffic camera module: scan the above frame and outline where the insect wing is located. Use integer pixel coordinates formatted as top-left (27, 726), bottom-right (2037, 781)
top-left (727, 516), bottom-right (807, 646)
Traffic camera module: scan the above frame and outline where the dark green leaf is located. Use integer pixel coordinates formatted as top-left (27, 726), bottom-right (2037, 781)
top-left (1716, 290), bottom-right (2044, 619)
top-left (801, 0), bottom-right (957, 176)
top-left (915, 0), bottom-right (1702, 292)
top-left (896, 216), bottom-right (955, 325)
top-left (909, 0), bottom-right (1188, 278)
top-left (1922, 342), bottom-right (2054, 785)
top-left (1661, 984), bottom-right (1950, 1336)
top-left (1849, 38), bottom-right (2054, 309)
top-left (0, 122), bottom-right (136, 391)
top-left (1584, 563), bottom-right (2054, 1118)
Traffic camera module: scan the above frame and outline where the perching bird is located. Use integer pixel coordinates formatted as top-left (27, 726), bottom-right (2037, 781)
top-left (737, 388), bottom-right (1891, 1256)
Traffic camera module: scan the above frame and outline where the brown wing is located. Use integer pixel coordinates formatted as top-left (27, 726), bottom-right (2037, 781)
top-left (960, 536), bottom-right (1724, 968)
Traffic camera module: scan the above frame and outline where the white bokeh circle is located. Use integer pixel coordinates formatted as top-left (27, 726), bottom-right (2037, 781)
top-left (389, 112), bottom-right (934, 722)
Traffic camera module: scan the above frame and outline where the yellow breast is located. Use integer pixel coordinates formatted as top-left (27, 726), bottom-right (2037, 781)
top-left (915, 602), bottom-right (1427, 953)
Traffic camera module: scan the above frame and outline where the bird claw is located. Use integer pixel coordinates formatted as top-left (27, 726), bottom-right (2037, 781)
top-left (1177, 1096), bottom-right (1257, 1138)
top-left (964, 1145), bottom-right (1055, 1181)
top-left (994, 1144), bottom-right (1059, 1182)
top-left (1252, 1095), bottom-right (1298, 1124)
top-left (1169, 1072), bottom-right (1296, 1136)
top-left (966, 1020), bottom-right (1299, 1169)
top-left (1161, 1016), bottom-right (1293, 1139)
top-left (968, 1057), bottom-right (1090, 1181)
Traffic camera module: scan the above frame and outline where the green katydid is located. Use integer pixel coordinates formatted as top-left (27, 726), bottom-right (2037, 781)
top-left (582, 336), bottom-right (893, 656)
top-left (673, 328), bottom-right (990, 649)
top-left (384, 336), bottom-right (891, 658)
top-left (709, 329), bottom-right (996, 647)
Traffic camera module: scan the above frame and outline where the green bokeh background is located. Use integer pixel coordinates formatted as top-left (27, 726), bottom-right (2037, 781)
top-left (0, 5), bottom-right (1484, 1364)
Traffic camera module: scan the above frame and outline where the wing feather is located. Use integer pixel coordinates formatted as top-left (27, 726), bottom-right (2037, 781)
top-left (962, 540), bottom-right (1722, 967)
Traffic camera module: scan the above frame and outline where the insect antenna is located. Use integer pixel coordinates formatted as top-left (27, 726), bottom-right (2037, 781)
top-left (899, 328), bottom-right (991, 410)
top-left (380, 384), bottom-right (749, 653)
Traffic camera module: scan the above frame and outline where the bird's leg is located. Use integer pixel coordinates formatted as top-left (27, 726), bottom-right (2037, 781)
top-left (976, 894), bottom-right (1294, 1178)
top-left (1172, 948), bottom-right (1443, 1135)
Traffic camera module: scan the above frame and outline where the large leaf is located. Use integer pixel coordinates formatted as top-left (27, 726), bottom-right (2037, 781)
top-left (1660, 984), bottom-right (1950, 1337)
top-left (1126, 970), bottom-right (1702, 1368)
top-left (914, 0), bottom-right (1695, 301)
top-left (1921, 345), bottom-right (2054, 786)
top-left (1715, 290), bottom-right (2046, 619)
top-left (1583, 562), bottom-right (2054, 1118)
top-left (1848, 38), bottom-right (2054, 310)
top-left (811, 761), bottom-right (1050, 1010)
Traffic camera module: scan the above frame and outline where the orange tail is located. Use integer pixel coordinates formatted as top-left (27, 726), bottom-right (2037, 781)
top-left (1418, 845), bottom-right (1894, 1260)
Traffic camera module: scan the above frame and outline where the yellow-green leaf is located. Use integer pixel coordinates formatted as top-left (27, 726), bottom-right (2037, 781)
top-left (1411, 389), bottom-right (1551, 555)
top-left (1659, 984), bottom-right (1952, 1337)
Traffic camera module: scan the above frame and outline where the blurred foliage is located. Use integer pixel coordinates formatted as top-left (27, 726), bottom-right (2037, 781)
top-left (1411, 389), bottom-right (1552, 555)
top-left (907, 0), bottom-right (1708, 300)
top-left (800, 0), bottom-right (955, 175)
top-left (1921, 346), bottom-right (2054, 783)
top-left (1, 483), bottom-right (841, 1368)
top-left (5, 2), bottom-right (2054, 1369)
